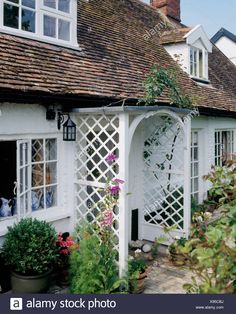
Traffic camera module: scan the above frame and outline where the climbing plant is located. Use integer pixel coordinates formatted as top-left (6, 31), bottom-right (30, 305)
top-left (140, 65), bottom-right (194, 109)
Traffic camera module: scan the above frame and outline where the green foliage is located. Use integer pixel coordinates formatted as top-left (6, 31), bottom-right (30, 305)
top-left (140, 65), bottom-right (194, 108)
top-left (203, 157), bottom-right (236, 205)
top-left (2, 218), bottom-right (57, 275)
top-left (183, 204), bottom-right (236, 294)
top-left (70, 223), bottom-right (127, 294)
top-left (128, 258), bottom-right (147, 280)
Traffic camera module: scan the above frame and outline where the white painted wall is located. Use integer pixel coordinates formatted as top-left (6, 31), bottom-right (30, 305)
top-left (215, 36), bottom-right (236, 65)
top-left (0, 103), bottom-right (75, 239)
top-left (164, 43), bottom-right (189, 74)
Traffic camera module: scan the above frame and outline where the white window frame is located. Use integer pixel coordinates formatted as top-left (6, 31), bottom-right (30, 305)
top-left (31, 138), bottom-right (58, 211)
top-left (0, 136), bottom-right (58, 222)
top-left (215, 130), bottom-right (234, 166)
top-left (0, 0), bottom-right (79, 49)
top-left (189, 46), bottom-right (208, 80)
top-left (191, 131), bottom-right (200, 203)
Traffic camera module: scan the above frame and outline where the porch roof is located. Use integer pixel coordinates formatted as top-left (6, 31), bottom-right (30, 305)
top-left (72, 105), bottom-right (191, 115)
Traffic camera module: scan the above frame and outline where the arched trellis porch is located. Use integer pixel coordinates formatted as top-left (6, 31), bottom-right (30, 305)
top-left (73, 106), bottom-right (191, 276)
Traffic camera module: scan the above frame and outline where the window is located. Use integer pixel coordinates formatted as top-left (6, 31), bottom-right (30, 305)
top-left (0, 138), bottom-right (57, 220)
top-left (191, 131), bottom-right (199, 202)
top-left (31, 138), bottom-right (57, 211)
top-left (0, 0), bottom-right (78, 47)
top-left (190, 47), bottom-right (208, 80)
top-left (3, 0), bottom-right (36, 32)
top-left (215, 130), bottom-right (234, 166)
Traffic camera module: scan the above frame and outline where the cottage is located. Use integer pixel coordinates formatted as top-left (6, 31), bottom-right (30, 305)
top-left (0, 0), bottom-right (236, 274)
top-left (212, 28), bottom-right (236, 65)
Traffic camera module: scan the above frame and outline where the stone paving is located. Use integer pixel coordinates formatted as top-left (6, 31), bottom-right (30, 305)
top-left (143, 255), bottom-right (194, 294)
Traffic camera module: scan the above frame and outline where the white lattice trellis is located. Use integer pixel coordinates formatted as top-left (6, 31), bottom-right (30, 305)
top-left (141, 113), bottom-right (188, 241)
top-left (75, 114), bottom-right (120, 252)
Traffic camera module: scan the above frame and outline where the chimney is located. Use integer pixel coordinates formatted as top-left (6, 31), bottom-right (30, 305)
top-left (150, 0), bottom-right (181, 22)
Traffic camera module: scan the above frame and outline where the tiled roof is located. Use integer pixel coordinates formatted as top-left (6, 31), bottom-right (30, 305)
top-left (0, 0), bottom-right (236, 113)
top-left (160, 28), bottom-right (191, 44)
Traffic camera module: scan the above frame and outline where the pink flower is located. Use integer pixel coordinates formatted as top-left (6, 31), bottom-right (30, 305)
top-left (108, 185), bottom-right (120, 195)
top-left (101, 211), bottom-right (113, 227)
top-left (105, 153), bottom-right (118, 163)
top-left (112, 178), bottom-right (125, 184)
top-left (59, 249), bottom-right (70, 255)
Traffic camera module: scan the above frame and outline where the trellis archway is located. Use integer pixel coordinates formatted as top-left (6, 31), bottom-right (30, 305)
top-left (73, 107), bottom-right (191, 275)
top-left (128, 110), bottom-right (191, 242)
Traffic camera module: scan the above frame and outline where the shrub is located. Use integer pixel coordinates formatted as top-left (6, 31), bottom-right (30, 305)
top-left (2, 218), bottom-right (57, 275)
top-left (203, 157), bottom-right (236, 205)
top-left (70, 153), bottom-right (127, 293)
top-left (183, 203), bottom-right (236, 294)
top-left (69, 223), bottom-right (125, 294)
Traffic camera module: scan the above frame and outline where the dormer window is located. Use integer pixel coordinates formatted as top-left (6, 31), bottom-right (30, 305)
top-left (0, 0), bottom-right (78, 48)
top-left (162, 25), bottom-right (212, 84)
top-left (190, 47), bottom-right (208, 80)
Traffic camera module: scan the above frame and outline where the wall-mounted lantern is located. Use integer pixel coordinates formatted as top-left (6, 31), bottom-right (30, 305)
top-left (57, 112), bottom-right (76, 141)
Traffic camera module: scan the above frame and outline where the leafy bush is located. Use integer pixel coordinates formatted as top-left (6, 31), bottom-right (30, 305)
top-left (70, 223), bottom-right (126, 294)
top-left (203, 157), bottom-right (236, 205)
top-left (183, 203), bottom-right (236, 294)
top-left (70, 153), bottom-right (127, 293)
top-left (2, 218), bottom-right (57, 275)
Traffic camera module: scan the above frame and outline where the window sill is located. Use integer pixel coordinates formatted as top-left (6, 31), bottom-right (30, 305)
top-left (31, 208), bottom-right (71, 223)
top-left (0, 27), bottom-right (81, 52)
top-left (0, 210), bottom-right (71, 237)
top-left (190, 76), bottom-right (210, 84)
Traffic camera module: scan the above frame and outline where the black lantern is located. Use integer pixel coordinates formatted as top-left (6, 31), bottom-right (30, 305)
top-left (57, 112), bottom-right (76, 141)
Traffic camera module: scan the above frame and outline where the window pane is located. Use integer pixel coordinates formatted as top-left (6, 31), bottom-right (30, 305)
top-left (194, 50), bottom-right (197, 76)
top-left (22, 8), bottom-right (35, 32)
top-left (46, 162), bottom-right (57, 184)
top-left (32, 139), bottom-right (44, 162)
top-left (46, 139), bottom-right (57, 160)
top-left (4, 4), bottom-right (19, 29)
top-left (44, 15), bottom-right (56, 38)
top-left (58, 0), bottom-right (70, 13)
top-left (7, 0), bottom-right (19, 3)
top-left (43, 186), bottom-right (57, 208)
top-left (199, 50), bottom-right (203, 78)
top-left (32, 189), bottom-right (43, 211)
top-left (58, 19), bottom-right (70, 41)
top-left (44, 0), bottom-right (56, 9)
top-left (194, 147), bottom-right (198, 161)
top-left (22, 0), bottom-right (35, 9)
top-left (32, 163), bottom-right (44, 187)
top-left (194, 163), bottom-right (198, 176)
top-left (190, 49), bottom-right (193, 75)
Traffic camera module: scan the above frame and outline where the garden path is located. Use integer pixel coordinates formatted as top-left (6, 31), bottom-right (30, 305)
top-left (143, 255), bottom-right (194, 294)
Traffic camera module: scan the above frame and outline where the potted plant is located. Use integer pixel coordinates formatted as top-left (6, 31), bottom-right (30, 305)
top-left (55, 232), bottom-right (77, 287)
top-left (2, 218), bottom-right (57, 293)
top-left (168, 237), bottom-right (189, 266)
top-left (128, 257), bottom-right (147, 294)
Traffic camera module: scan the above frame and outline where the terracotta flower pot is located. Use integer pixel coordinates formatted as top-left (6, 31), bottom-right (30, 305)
top-left (11, 268), bottom-right (52, 293)
top-left (169, 252), bottom-right (187, 266)
top-left (130, 271), bottom-right (147, 294)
